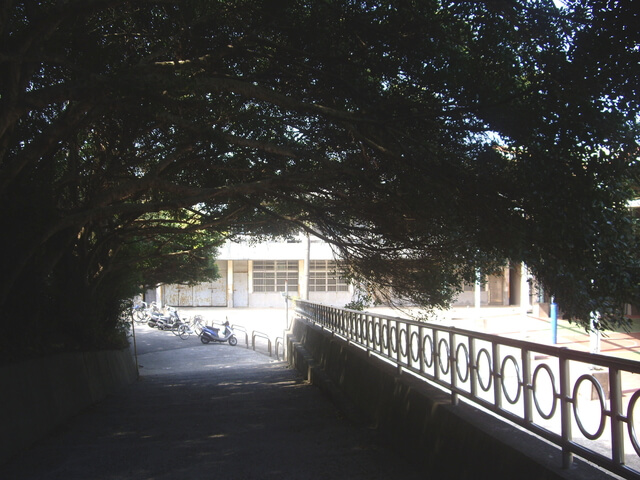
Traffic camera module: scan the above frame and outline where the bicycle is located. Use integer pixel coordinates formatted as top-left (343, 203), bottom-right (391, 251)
top-left (132, 301), bottom-right (149, 324)
top-left (132, 301), bottom-right (161, 324)
top-left (177, 315), bottom-right (204, 340)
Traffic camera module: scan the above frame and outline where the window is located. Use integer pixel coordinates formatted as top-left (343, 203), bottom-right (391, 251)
top-left (253, 260), bottom-right (298, 292)
top-left (309, 260), bottom-right (349, 292)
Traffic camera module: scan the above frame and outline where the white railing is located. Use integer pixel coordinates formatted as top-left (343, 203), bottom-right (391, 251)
top-left (295, 300), bottom-right (640, 479)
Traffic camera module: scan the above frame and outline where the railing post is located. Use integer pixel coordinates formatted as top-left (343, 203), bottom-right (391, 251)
top-left (434, 329), bottom-right (441, 384)
top-left (396, 319), bottom-right (403, 375)
top-left (345, 310), bottom-right (351, 346)
top-left (450, 330), bottom-right (459, 406)
top-left (492, 342), bottom-right (502, 410)
top-left (378, 317), bottom-right (383, 358)
top-left (522, 347), bottom-right (533, 423)
top-left (365, 314), bottom-right (371, 351)
top-left (469, 336), bottom-right (478, 399)
top-left (419, 325), bottom-right (426, 374)
top-left (342, 309), bottom-right (347, 338)
top-left (559, 352), bottom-right (574, 469)
top-left (610, 367), bottom-right (624, 466)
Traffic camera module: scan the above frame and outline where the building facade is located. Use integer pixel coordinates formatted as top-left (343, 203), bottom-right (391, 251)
top-left (150, 235), bottom-right (539, 312)
top-left (157, 235), bottom-right (353, 308)
top-left (150, 200), bottom-right (640, 319)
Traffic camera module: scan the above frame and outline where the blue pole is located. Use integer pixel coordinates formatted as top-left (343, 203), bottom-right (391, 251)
top-left (550, 302), bottom-right (558, 344)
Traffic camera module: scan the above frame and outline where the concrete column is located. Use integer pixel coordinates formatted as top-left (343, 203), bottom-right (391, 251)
top-left (299, 260), bottom-right (306, 299)
top-left (520, 263), bottom-right (530, 316)
top-left (302, 234), bottom-right (310, 300)
top-left (503, 266), bottom-right (510, 306)
top-left (227, 260), bottom-right (234, 308)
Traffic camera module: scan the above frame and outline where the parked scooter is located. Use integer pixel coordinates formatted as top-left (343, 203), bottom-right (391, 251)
top-left (147, 306), bottom-right (181, 330)
top-left (200, 320), bottom-right (238, 346)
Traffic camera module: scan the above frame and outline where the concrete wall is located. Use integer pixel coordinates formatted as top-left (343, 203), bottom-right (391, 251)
top-left (0, 348), bottom-right (137, 465)
top-left (287, 318), bottom-right (606, 480)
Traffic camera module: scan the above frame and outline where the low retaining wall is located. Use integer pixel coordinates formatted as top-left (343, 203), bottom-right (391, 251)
top-left (0, 348), bottom-right (137, 465)
top-left (287, 318), bottom-right (606, 480)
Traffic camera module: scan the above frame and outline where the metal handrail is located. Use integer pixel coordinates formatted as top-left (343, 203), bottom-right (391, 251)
top-left (275, 337), bottom-right (284, 361)
top-left (229, 323), bottom-right (282, 359)
top-left (252, 330), bottom-right (272, 356)
top-left (232, 324), bottom-right (250, 348)
top-left (295, 299), bottom-right (640, 479)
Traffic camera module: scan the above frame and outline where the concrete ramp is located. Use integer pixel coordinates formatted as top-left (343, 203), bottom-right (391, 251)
top-left (1, 332), bottom-right (426, 480)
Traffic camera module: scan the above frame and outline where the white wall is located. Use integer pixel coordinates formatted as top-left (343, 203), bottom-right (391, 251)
top-left (166, 238), bottom-right (516, 310)
top-left (309, 291), bottom-right (353, 307)
top-left (218, 236), bottom-right (336, 261)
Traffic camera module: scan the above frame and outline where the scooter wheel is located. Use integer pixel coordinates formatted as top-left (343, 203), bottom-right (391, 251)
top-left (228, 335), bottom-right (238, 347)
top-left (200, 335), bottom-right (210, 344)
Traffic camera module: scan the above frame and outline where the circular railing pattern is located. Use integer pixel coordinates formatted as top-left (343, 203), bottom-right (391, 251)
top-left (532, 363), bottom-right (557, 420)
top-left (399, 328), bottom-right (408, 357)
top-left (476, 348), bottom-right (493, 392)
top-left (438, 337), bottom-right (450, 375)
top-left (390, 325), bottom-right (398, 353)
top-left (500, 355), bottom-right (522, 405)
top-left (367, 319), bottom-right (375, 344)
top-left (423, 333), bottom-right (434, 368)
top-left (627, 390), bottom-right (640, 456)
top-left (410, 331), bottom-right (421, 363)
top-left (572, 374), bottom-right (607, 440)
top-left (455, 342), bottom-right (470, 383)
top-left (382, 323), bottom-right (389, 350)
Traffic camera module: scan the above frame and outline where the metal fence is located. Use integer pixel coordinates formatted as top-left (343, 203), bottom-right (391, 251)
top-left (295, 300), bottom-right (640, 479)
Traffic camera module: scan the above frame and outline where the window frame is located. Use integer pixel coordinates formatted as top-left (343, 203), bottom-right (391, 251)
top-left (309, 260), bottom-right (349, 292)
top-left (252, 260), bottom-right (299, 293)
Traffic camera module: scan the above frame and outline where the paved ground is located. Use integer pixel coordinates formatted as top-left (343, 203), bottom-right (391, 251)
top-left (2, 305), bottom-right (639, 480)
top-left (0, 321), bottom-right (429, 480)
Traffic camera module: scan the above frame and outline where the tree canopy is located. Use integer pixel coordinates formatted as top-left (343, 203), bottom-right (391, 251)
top-left (1, 0), bottom-right (639, 360)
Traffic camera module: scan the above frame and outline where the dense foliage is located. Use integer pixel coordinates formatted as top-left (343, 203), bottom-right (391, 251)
top-left (1, 0), bottom-right (638, 360)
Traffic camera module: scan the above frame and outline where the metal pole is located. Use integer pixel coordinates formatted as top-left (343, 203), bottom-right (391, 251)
top-left (475, 269), bottom-right (482, 319)
top-left (550, 298), bottom-right (558, 344)
top-left (130, 311), bottom-right (139, 378)
top-left (520, 263), bottom-right (530, 338)
top-left (590, 311), bottom-right (601, 355)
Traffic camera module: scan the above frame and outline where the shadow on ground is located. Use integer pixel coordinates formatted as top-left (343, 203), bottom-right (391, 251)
top-left (1, 328), bottom-right (428, 480)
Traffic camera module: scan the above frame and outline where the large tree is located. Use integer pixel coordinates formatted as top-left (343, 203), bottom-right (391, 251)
top-left (1, 0), bottom-right (638, 360)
